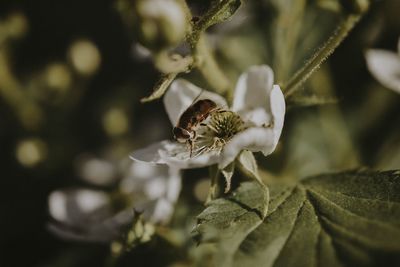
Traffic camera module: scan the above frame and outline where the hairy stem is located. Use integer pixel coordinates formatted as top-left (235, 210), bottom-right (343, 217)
top-left (283, 13), bottom-right (363, 98)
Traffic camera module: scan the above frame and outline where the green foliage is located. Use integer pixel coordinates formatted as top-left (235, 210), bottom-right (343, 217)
top-left (195, 170), bottom-right (400, 266)
top-left (192, 181), bottom-right (269, 267)
top-left (191, 0), bottom-right (242, 37)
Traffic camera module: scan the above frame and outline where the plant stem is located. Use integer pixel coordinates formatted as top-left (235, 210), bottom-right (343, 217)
top-left (196, 35), bottom-right (232, 101)
top-left (142, 0), bottom-right (238, 102)
top-left (283, 13), bottom-right (363, 98)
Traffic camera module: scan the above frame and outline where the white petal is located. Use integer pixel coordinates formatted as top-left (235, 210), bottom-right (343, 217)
top-left (131, 139), bottom-right (219, 169)
top-left (163, 79), bottom-right (228, 126)
top-left (144, 176), bottom-right (168, 199)
top-left (48, 189), bottom-right (110, 224)
top-left (78, 157), bottom-right (116, 186)
top-left (48, 209), bottom-right (134, 243)
top-left (130, 141), bottom-right (170, 164)
top-left (365, 49), bottom-right (400, 93)
top-left (219, 127), bottom-right (276, 169)
top-left (159, 147), bottom-right (220, 169)
top-left (128, 161), bottom-right (160, 179)
top-left (151, 198), bottom-right (174, 224)
top-left (270, 85), bottom-right (286, 144)
top-left (75, 189), bottom-right (109, 213)
top-left (232, 65), bottom-right (274, 113)
top-left (49, 191), bottom-right (68, 221)
top-left (239, 107), bottom-right (272, 127)
top-left (165, 167), bottom-right (182, 202)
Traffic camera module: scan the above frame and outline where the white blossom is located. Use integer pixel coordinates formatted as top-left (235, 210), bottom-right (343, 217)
top-left (48, 160), bottom-right (181, 242)
top-left (365, 38), bottom-right (400, 93)
top-left (131, 65), bottom-right (286, 170)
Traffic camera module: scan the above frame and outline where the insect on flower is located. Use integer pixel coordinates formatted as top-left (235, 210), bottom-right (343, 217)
top-left (131, 65), bottom-right (286, 170)
top-left (172, 98), bottom-right (219, 157)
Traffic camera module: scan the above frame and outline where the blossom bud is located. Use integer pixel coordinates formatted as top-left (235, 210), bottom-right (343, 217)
top-left (135, 0), bottom-right (188, 51)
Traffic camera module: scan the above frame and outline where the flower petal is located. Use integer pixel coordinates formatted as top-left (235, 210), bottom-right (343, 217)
top-left (270, 85), bottom-right (286, 143)
top-left (232, 65), bottom-right (274, 113)
top-left (164, 79), bottom-right (228, 126)
top-left (131, 139), bottom-right (219, 169)
top-left (159, 147), bottom-right (220, 169)
top-left (239, 107), bottom-right (271, 127)
top-left (219, 127), bottom-right (276, 169)
top-left (48, 189), bottom-right (110, 225)
top-left (365, 49), bottom-right (400, 93)
top-left (151, 198), bottom-right (175, 224)
top-left (165, 167), bottom-right (182, 202)
top-left (130, 141), bottom-right (170, 164)
top-left (47, 209), bottom-right (134, 243)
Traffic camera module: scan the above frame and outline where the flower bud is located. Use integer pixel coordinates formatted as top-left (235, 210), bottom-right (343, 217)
top-left (135, 0), bottom-right (188, 51)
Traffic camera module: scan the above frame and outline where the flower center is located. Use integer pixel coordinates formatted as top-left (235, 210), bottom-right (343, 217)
top-left (208, 111), bottom-right (244, 140)
top-left (191, 110), bottom-right (245, 155)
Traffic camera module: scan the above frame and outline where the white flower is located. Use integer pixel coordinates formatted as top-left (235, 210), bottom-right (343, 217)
top-left (365, 38), bottom-right (400, 93)
top-left (131, 65), bottom-right (286, 170)
top-left (48, 160), bottom-right (181, 242)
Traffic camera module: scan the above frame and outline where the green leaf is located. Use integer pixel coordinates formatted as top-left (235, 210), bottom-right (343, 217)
top-left (206, 0), bottom-right (242, 26)
top-left (141, 73), bottom-right (177, 103)
top-left (189, 0), bottom-right (242, 46)
top-left (192, 181), bottom-right (269, 267)
top-left (233, 170), bottom-right (400, 267)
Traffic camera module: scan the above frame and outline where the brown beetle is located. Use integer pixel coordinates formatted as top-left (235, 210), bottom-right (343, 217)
top-left (173, 99), bottom-right (217, 156)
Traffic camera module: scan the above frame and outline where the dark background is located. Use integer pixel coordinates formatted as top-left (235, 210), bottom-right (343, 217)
top-left (0, 0), bottom-right (399, 266)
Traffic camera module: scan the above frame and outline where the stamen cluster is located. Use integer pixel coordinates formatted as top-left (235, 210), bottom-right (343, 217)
top-left (193, 110), bottom-right (245, 155)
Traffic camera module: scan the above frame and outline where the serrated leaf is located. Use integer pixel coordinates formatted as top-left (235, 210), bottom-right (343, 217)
top-left (233, 170), bottom-right (400, 267)
top-left (192, 181), bottom-right (269, 267)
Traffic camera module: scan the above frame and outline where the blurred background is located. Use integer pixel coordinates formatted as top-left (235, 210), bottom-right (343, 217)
top-left (0, 0), bottom-right (399, 266)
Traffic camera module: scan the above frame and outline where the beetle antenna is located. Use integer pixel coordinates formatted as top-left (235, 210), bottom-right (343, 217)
top-left (189, 89), bottom-right (205, 106)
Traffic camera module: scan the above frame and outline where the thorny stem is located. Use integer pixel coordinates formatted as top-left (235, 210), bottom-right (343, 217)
top-left (283, 13), bottom-right (364, 98)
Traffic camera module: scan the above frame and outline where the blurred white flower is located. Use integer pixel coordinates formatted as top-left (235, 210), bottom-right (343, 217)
top-left (131, 65), bottom-right (285, 170)
top-left (365, 38), bottom-right (400, 93)
top-left (48, 161), bottom-right (181, 242)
